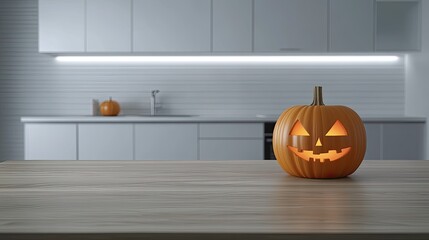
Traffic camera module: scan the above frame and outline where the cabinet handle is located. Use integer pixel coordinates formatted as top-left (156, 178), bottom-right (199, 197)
top-left (279, 48), bottom-right (301, 51)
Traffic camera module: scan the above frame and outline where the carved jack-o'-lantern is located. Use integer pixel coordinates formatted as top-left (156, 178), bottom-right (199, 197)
top-left (273, 86), bottom-right (366, 179)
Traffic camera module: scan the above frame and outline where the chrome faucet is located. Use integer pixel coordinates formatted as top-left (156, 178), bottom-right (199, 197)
top-left (150, 90), bottom-right (160, 115)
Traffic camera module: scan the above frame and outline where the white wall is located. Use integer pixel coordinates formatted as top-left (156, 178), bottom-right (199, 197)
top-left (0, 0), bottom-right (406, 160)
top-left (405, 1), bottom-right (429, 159)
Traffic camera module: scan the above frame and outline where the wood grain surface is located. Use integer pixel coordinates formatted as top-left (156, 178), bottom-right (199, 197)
top-left (0, 160), bottom-right (428, 240)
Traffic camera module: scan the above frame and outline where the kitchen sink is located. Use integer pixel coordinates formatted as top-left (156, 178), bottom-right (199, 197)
top-left (122, 114), bottom-right (198, 117)
top-left (256, 114), bottom-right (279, 118)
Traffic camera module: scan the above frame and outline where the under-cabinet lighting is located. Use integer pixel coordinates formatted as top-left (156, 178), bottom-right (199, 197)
top-left (55, 56), bottom-right (400, 63)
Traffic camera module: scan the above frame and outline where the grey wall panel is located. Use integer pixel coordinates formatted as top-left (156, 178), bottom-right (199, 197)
top-left (0, 0), bottom-right (405, 160)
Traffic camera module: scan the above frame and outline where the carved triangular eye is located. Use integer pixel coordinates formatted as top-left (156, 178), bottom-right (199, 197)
top-left (326, 120), bottom-right (348, 136)
top-left (289, 120), bottom-right (310, 136)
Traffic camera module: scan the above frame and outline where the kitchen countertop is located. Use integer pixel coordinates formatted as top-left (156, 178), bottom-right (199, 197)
top-left (0, 160), bottom-right (428, 240)
top-left (20, 115), bottom-right (426, 123)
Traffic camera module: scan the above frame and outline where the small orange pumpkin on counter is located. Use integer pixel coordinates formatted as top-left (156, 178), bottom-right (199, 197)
top-left (273, 86), bottom-right (366, 179)
top-left (100, 97), bottom-right (121, 116)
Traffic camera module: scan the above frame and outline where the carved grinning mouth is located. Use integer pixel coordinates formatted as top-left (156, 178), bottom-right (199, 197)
top-left (287, 146), bottom-right (351, 163)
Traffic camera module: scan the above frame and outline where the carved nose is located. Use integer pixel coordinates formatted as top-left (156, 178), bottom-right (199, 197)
top-left (315, 138), bottom-right (322, 147)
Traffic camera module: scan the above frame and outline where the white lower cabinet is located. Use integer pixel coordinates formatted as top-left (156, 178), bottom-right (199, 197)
top-left (78, 124), bottom-right (133, 160)
top-left (364, 123), bottom-right (381, 160)
top-left (25, 123), bottom-right (77, 160)
top-left (363, 123), bottom-right (425, 160)
top-left (23, 121), bottom-right (425, 161)
top-left (199, 123), bottom-right (264, 160)
top-left (382, 123), bottom-right (425, 160)
top-left (135, 123), bottom-right (198, 160)
top-left (200, 139), bottom-right (263, 160)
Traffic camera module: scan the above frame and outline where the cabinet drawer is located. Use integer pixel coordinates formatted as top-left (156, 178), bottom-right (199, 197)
top-left (199, 123), bottom-right (263, 138)
top-left (199, 139), bottom-right (263, 160)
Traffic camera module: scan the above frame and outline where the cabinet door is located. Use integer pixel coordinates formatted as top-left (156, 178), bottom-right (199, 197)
top-left (25, 124), bottom-right (77, 160)
top-left (133, 0), bottom-right (211, 52)
top-left (86, 0), bottom-right (132, 52)
top-left (135, 124), bottom-right (198, 160)
top-left (212, 0), bottom-right (252, 52)
top-left (254, 0), bottom-right (328, 52)
top-left (330, 0), bottom-right (374, 52)
top-left (376, 1), bottom-right (420, 51)
top-left (200, 139), bottom-right (263, 160)
top-left (364, 123), bottom-right (381, 160)
top-left (78, 124), bottom-right (133, 160)
top-left (382, 123), bottom-right (425, 160)
top-left (39, 0), bottom-right (85, 52)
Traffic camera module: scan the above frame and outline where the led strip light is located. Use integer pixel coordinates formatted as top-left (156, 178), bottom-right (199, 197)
top-left (55, 56), bottom-right (400, 63)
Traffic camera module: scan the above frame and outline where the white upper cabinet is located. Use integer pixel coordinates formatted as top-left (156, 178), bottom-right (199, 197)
top-left (39, 0), bottom-right (85, 52)
top-left (376, 1), bottom-right (420, 51)
top-left (86, 0), bottom-right (132, 52)
top-left (133, 0), bottom-right (211, 52)
top-left (329, 0), bottom-right (374, 52)
top-left (212, 0), bottom-right (253, 52)
top-left (254, 0), bottom-right (328, 52)
top-left (38, 0), bottom-right (420, 53)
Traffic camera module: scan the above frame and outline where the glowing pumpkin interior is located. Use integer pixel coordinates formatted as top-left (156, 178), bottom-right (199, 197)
top-left (287, 120), bottom-right (351, 163)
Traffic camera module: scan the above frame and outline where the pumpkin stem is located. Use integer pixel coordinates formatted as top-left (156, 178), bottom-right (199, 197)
top-left (311, 86), bottom-right (325, 106)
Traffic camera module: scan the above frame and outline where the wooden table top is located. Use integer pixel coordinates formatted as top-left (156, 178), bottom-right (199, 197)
top-left (0, 160), bottom-right (428, 240)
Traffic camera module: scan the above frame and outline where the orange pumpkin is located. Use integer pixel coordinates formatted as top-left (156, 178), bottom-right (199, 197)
top-left (273, 86), bottom-right (366, 179)
top-left (100, 97), bottom-right (121, 116)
